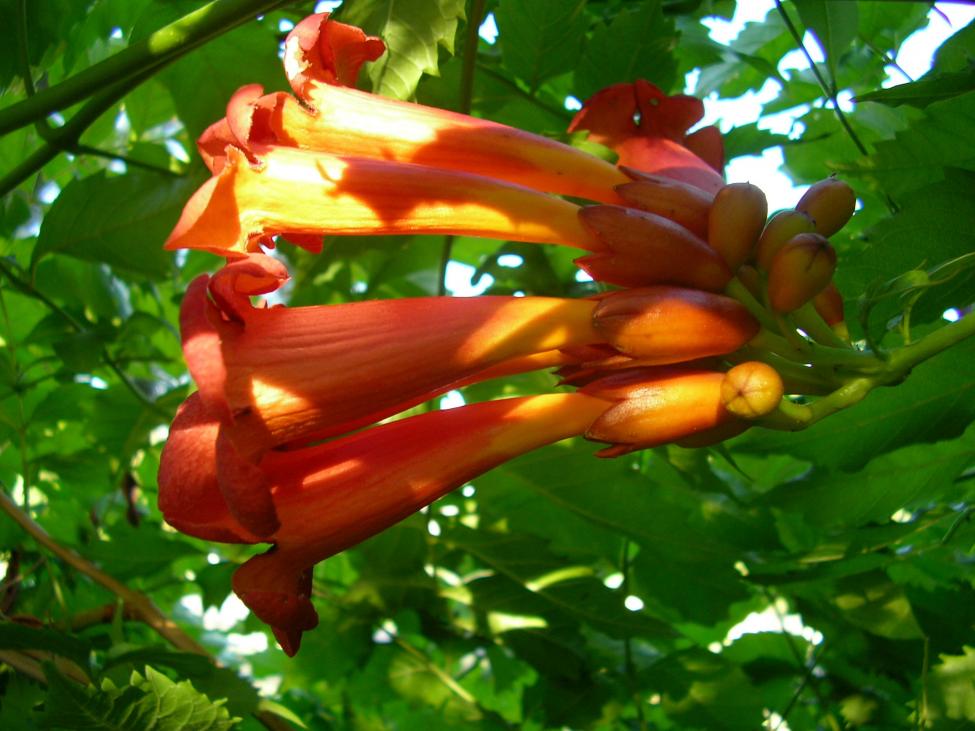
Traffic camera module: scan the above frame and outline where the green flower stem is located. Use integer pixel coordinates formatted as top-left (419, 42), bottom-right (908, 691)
top-left (774, 311), bottom-right (814, 353)
top-left (757, 313), bottom-right (975, 431)
top-left (0, 0), bottom-right (289, 137)
top-left (886, 310), bottom-right (975, 379)
top-left (760, 378), bottom-right (874, 431)
top-left (794, 301), bottom-right (850, 349)
top-left (726, 276), bottom-right (779, 332)
top-left (751, 327), bottom-right (884, 371)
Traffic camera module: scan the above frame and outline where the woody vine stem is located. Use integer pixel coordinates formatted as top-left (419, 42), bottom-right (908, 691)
top-left (0, 0), bottom-right (291, 197)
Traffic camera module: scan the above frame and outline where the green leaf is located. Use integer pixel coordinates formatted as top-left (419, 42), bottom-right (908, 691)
top-left (832, 571), bottom-right (923, 640)
top-left (341, 0), bottom-right (467, 100)
top-left (83, 522), bottom-right (199, 580)
top-left (0, 623), bottom-right (92, 671)
top-left (445, 525), bottom-right (674, 639)
top-left (33, 170), bottom-right (201, 279)
top-left (857, 68), bottom-right (975, 109)
top-left (496, 0), bottom-right (587, 91)
top-left (722, 123), bottom-right (790, 161)
top-left (927, 647), bottom-right (975, 724)
top-left (856, 92), bottom-right (975, 197)
top-left (794, 0), bottom-right (859, 86)
top-left (103, 650), bottom-right (260, 718)
top-left (765, 423), bottom-right (975, 529)
top-left (0, 672), bottom-right (45, 730)
top-left (41, 665), bottom-right (239, 731)
top-left (575, 1), bottom-right (678, 99)
top-left (841, 171), bottom-right (975, 331)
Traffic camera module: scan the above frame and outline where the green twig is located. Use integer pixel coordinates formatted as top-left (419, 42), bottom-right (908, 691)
top-left (0, 0), bottom-right (290, 137)
top-left (72, 143), bottom-right (182, 177)
top-left (0, 483), bottom-right (292, 731)
top-left (620, 539), bottom-right (647, 731)
top-left (475, 63), bottom-right (573, 123)
top-left (16, 0), bottom-right (37, 98)
top-left (773, 0), bottom-right (869, 158)
top-left (0, 259), bottom-right (167, 417)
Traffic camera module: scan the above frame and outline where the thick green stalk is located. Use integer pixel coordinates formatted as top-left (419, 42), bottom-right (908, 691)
top-left (886, 311), bottom-right (975, 379)
top-left (0, 0), bottom-right (289, 136)
top-left (759, 313), bottom-right (975, 431)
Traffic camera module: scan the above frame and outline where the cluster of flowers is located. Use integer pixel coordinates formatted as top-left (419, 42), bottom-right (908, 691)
top-left (158, 13), bottom-right (840, 655)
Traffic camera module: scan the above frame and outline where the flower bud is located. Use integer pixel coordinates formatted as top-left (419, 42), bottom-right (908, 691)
top-left (720, 361), bottom-right (784, 419)
top-left (796, 177), bottom-right (856, 237)
top-left (593, 286), bottom-right (759, 364)
top-left (578, 205), bottom-right (732, 291)
top-left (708, 182), bottom-right (768, 271)
top-left (755, 209), bottom-right (816, 270)
top-left (767, 233), bottom-right (837, 313)
top-left (581, 367), bottom-right (730, 455)
top-left (614, 175), bottom-right (713, 238)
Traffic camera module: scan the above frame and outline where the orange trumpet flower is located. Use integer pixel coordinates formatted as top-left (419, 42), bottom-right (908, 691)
top-left (196, 13), bottom-right (627, 204)
top-left (160, 391), bottom-right (612, 655)
top-left (182, 254), bottom-right (602, 459)
top-left (569, 80), bottom-right (725, 194)
top-left (165, 144), bottom-right (599, 256)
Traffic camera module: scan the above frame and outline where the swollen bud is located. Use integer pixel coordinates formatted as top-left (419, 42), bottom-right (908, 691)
top-left (813, 282), bottom-right (850, 342)
top-left (755, 209), bottom-right (816, 270)
top-left (581, 367), bottom-right (729, 455)
top-left (707, 182), bottom-right (768, 271)
top-left (796, 177), bottom-right (856, 237)
top-left (720, 362), bottom-right (784, 419)
top-left (767, 233), bottom-right (837, 313)
top-left (615, 176), bottom-right (713, 238)
top-left (593, 286), bottom-right (759, 364)
top-left (578, 206), bottom-right (732, 291)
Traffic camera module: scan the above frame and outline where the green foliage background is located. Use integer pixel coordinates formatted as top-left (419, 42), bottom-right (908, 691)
top-left (0, 0), bottom-right (974, 728)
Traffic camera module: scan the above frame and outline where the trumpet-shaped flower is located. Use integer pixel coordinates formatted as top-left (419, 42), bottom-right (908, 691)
top-left (172, 253), bottom-right (605, 538)
top-left (165, 144), bottom-right (600, 256)
top-left (182, 254), bottom-right (602, 458)
top-left (161, 355), bottom-right (763, 654)
top-left (198, 13), bottom-right (627, 203)
top-left (569, 80), bottom-right (725, 194)
top-left (160, 392), bottom-right (612, 655)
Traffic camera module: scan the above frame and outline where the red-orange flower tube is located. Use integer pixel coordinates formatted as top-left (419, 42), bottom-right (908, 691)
top-left (569, 80), bottom-right (725, 194)
top-left (165, 144), bottom-right (600, 256)
top-left (161, 356), bottom-right (763, 653)
top-left (200, 13), bottom-right (628, 203)
top-left (160, 391), bottom-right (612, 655)
top-left (182, 254), bottom-right (603, 460)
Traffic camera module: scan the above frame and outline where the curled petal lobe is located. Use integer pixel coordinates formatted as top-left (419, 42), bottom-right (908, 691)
top-left (283, 12), bottom-right (385, 93)
top-left (569, 80), bottom-right (725, 193)
top-left (156, 394), bottom-right (259, 545)
top-left (180, 275), bottom-right (231, 422)
top-left (232, 550), bottom-right (318, 656)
